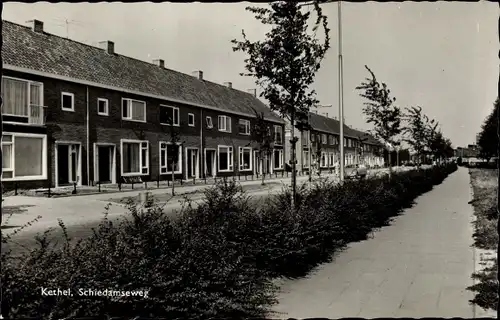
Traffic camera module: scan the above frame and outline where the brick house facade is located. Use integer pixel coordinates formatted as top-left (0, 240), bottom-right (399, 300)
top-left (284, 112), bottom-right (385, 173)
top-left (1, 19), bottom-right (285, 190)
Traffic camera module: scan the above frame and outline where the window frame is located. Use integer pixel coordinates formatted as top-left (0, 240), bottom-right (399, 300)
top-left (274, 125), bottom-right (283, 145)
top-left (61, 92), bottom-right (75, 112)
top-left (273, 149), bottom-right (284, 170)
top-left (97, 98), bottom-right (109, 116)
top-left (321, 133), bottom-right (327, 144)
top-left (320, 151), bottom-right (328, 168)
top-left (120, 139), bottom-right (149, 176)
top-left (238, 119), bottom-right (251, 136)
top-left (328, 152), bottom-right (335, 167)
top-left (1, 76), bottom-right (44, 118)
top-left (238, 146), bottom-right (253, 171)
top-left (218, 115), bottom-right (232, 133)
top-left (159, 141), bottom-right (182, 174)
top-left (217, 145), bottom-right (234, 172)
top-left (188, 113), bottom-right (195, 127)
top-left (1, 132), bottom-right (47, 181)
top-left (159, 105), bottom-right (180, 126)
top-left (206, 116), bottom-right (214, 129)
top-left (122, 98), bottom-right (147, 123)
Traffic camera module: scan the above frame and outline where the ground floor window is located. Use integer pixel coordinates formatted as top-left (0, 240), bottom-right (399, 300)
top-left (303, 150), bottom-right (310, 167)
top-left (273, 149), bottom-right (283, 169)
top-left (121, 140), bottom-right (149, 175)
top-left (218, 145), bottom-right (233, 172)
top-left (239, 147), bottom-right (252, 171)
top-left (320, 152), bottom-right (328, 168)
top-left (328, 152), bottom-right (335, 167)
top-left (160, 142), bottom-right (182, 174)
top-left (1, 133), bottom-right (46, 180)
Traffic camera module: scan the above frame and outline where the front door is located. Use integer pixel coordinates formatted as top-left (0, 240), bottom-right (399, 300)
top-left (205, 150), bottom-right (215, 177)
top-left (187, 149), bottom-right (198, 178)
top-left (57, 144), bottom-right (80, 186)
top-left (97, 145), bottom-right (113, 184)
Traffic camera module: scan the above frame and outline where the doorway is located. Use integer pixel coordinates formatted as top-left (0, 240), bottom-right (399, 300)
top-left (205, 149), bottom-right (216, 178)
top-left (56, 143), bottom-right (81, 187)
top-left (186, 148), bottom-right (199, 179)
top-left (94, 143), bottom-right (116, 184)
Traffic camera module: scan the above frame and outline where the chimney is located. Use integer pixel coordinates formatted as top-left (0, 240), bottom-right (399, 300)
top-left (224, 82), bottom-right (233, 88)
top-left (247, 89), bottom-right (257, 97)
top-left (26, 20), bottom-right (43, 33)
top-left (99, 41), bottom-right (115, 54)
top-left (153, 59), bottom-right (165, 68)
top-left (192, 70), bottom-right (203, 80)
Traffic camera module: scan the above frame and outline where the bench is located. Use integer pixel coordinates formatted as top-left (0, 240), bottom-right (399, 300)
top-left (119, 176), bottom-right (144, 190)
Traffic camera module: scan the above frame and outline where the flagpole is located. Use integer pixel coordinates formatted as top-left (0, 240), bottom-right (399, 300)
top-left (338, 0), bottom-right (345, 182)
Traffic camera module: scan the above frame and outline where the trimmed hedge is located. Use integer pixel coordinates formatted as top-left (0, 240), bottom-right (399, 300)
top-left (1, 163), bottom-right (457, 318)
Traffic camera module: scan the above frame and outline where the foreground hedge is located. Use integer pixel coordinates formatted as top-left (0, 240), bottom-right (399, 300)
top-left (1, 163), bottom-right (457, 318)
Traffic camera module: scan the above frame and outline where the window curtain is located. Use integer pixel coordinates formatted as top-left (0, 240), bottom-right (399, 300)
top-left (14, 137), bottom-right (43, 176)
top-left (2, 78), bottom-right (28, 116)
top-left (131, 101), bottom-right (145, 121)
top-left (123, 143), bottom-right (140, 173)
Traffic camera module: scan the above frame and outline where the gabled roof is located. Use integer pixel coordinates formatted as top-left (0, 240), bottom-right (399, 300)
top-left (2, 20), bottom-right (284, 124)
top-left (308, 112), bottom-right (382, 146)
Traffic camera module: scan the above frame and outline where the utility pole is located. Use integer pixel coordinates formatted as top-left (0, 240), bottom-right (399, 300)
top-left (338, 0), bottom-right (345, 182)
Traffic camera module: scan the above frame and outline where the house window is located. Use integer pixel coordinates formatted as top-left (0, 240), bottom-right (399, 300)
top-left (160, 142), bottom-right (182, 174)
top-left (122, 98), bottom-right (146, 122)
top-left (239, 147), bottom-right (252, 171)
top-left (303, 150), bottom-right (310, 167)
top-left (274, 125), bottom-right (283, 145)
top-left (159, 105), bottom-right (179, 126)
top-left (344, 137), bottom-right (347, 147)
top-left (97, 98), bottom-right (108, 116)
top-left (311, 134), bottom-right (316, 143)
top-left (320, 152), bottom-right (328, 167)
top-left (329, 152), bottom-right (335, 167)
top-left (121, 140), bottom-right (149, 175)
top-left (301, 131), bottom-right (308, 145)
top-left (1, 133), bottom-right (46, 180)
top-left (328, 135), bottom-right (334, 145)
top-left (218, 115), bottom-right (231, 132)
top-left (321, 134), bottom-right (327, 144)
top-left (218, 145), bottom-right (233, 171)
top-left (1, 77), bottom-right (43, 117)
top-left (238, 119), bottom-right (251, 135)
top-left (206, 116), bottom-right (213, 129)
top-left (187, 113), bottom-right (195, 127)
top-left (273, 149), bottom-right (284, 169)
top-left (61, 92), bottom-right (75, 111)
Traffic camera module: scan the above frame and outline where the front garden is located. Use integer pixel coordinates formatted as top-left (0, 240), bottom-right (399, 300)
top-left (1, 163), bottom-right (457, 318)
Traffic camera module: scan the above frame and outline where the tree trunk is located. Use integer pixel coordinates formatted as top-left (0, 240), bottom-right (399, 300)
top-left (290, 115), bottom-right (297, 210)
top-left (171, 161), bottom-right (175, 196)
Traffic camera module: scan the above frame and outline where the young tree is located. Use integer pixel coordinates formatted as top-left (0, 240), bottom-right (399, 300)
top-left (251, 109), bottom-right (274, 185)
top-left (232, 1), bottom-right (330, 209)
top-left (355, 65), bottom-right (402, 177)
top-left (477, 98), bottom-right (499, 162)
top-left (160, 113), bottom-right (182, 196)
top-left (402, 106), bottom-right (438, 167)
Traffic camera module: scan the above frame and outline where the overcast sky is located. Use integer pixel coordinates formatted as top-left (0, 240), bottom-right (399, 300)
top-left (3, 2), bottom-right (497, 147)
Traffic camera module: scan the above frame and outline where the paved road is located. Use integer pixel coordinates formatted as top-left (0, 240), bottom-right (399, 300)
top-left (271, 167), bottom-right (489, 318)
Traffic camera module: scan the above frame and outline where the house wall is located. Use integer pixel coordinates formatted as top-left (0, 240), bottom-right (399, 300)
top-left (1, 70), bottom-right (285, 189)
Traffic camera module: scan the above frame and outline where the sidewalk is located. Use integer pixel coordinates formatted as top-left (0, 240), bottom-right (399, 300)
top-left (271, 167), bottom-right (487, 318)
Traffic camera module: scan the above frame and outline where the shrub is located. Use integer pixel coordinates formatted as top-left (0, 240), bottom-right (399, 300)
top-left (1, 163), bottom-right (457, 318)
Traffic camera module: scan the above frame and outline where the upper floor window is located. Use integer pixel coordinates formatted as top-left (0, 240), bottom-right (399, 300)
top-left (311, 133), bottom-right (316, 143)
top-left (321, 133), bottom-right (327, 144)
top-left (159, 104), bottom-right (179, 126)
top-left (206, 116), bottom-right (213, 129)
top-left (61, 92), bottom-right (75, 112)
top-left (122, 98), bottom-right (146, 122)
top-left (188, 113), bottom-right (195, 127)
top-left (218, 115), bottom-right (231, 133)
top-left (301, 131), bottom-right (308, 145)
top-left (97, 98), bottom-right (108, 116)
top-left (1, 77), bottom-right (43, 117)
top-left (274, 125), bottom-right (283, 145)
top-left (238, 119), bottom-right (250, 135)
top-left (328, 135), bottom-right (334, 145)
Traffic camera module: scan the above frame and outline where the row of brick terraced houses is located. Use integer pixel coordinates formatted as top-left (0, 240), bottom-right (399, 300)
top-left (1, 19), bottom-right (384, 190)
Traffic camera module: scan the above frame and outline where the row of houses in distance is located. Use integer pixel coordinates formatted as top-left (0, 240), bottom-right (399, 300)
top-left (284, 112), bottom-right (385, 173)
top-left (2, 19), bottom-right (287, 191)
top-left (1, 19), bottom-right (385, 191)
